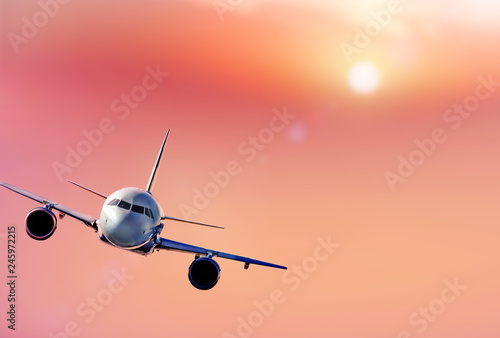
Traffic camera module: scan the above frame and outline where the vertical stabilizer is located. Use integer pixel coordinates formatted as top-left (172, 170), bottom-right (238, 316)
top-left (146, 130), bottom-right (170, 193)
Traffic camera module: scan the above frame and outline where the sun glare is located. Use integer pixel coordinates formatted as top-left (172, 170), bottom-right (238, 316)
top-left (348, 62), bottom-right (381, 94)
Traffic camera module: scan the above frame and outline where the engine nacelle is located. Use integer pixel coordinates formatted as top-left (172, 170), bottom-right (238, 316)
top-left (188, 257), bottom-right (221, 290)
top-left (25, 207), bottom-right (57, 240)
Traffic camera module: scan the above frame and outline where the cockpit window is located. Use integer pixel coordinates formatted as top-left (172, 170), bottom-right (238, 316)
top-left (108, 199), bottom-right (120, 206)
top-left (109, 199), bottom-right (153, 217)
top-left (131, 205), bottom-right (144, 214)
top-left (144, 208), bottom-right (155, 219)
top-left (117, 200), bottom-right (131, 210)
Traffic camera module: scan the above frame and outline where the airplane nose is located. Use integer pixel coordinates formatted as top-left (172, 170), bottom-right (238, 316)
top-left (102, 212), bottom-right (147, 248)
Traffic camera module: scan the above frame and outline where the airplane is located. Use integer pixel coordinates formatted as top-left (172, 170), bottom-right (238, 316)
top-left (0, 130), bottom-right (286, 290)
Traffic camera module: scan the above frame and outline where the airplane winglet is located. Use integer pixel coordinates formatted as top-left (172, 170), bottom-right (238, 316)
top-left (146, 130), bottom-right (170, 193)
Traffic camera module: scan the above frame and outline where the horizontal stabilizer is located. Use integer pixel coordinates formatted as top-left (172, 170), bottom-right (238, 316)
top-left (162, 215), bottom-right (224, 229)
top-left (67, 180), bottom-right (107, 199)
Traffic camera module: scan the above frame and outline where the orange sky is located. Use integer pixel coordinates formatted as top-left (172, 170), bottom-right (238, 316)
top-left (1, 1), bottom-right (500, 337)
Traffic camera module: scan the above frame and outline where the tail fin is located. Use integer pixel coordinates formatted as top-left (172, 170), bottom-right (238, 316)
top-left (146, 130), bottom-right (170, 193)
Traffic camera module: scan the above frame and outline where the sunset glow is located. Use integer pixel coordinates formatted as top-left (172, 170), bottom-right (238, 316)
top-left (1, 1), bottom-right (500, 338)
top-left (348, 62), bottom-right (381, 94)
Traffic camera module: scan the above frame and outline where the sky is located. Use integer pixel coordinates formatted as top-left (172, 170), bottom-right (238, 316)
top-left (1, 0), bottom-right (500, 337)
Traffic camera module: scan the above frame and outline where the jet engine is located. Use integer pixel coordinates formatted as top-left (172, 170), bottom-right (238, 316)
top-left (188, 257), bottom-right (221, 290)
top-left (25, 207), bottom-right (57, 240)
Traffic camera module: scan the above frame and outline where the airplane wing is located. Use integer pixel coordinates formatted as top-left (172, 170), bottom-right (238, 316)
top-left (0, 181), bottom-right (98, 229)
top-left (156, 237), bottom-right (287, 270)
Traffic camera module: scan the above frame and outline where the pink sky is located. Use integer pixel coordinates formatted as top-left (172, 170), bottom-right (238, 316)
top-left (1, 1), bottom-right (500, 337)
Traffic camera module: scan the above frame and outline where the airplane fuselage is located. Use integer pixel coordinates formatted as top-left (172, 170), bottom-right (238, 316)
top-left (98, 187), bottom-right (164, 253)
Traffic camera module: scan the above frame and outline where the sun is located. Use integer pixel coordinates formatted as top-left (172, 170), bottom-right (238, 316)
top-left (348, 62), bottom-right (381, 94)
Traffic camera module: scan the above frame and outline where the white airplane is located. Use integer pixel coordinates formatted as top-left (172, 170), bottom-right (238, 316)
top-left (0, 130), bottom-right (286, 290)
